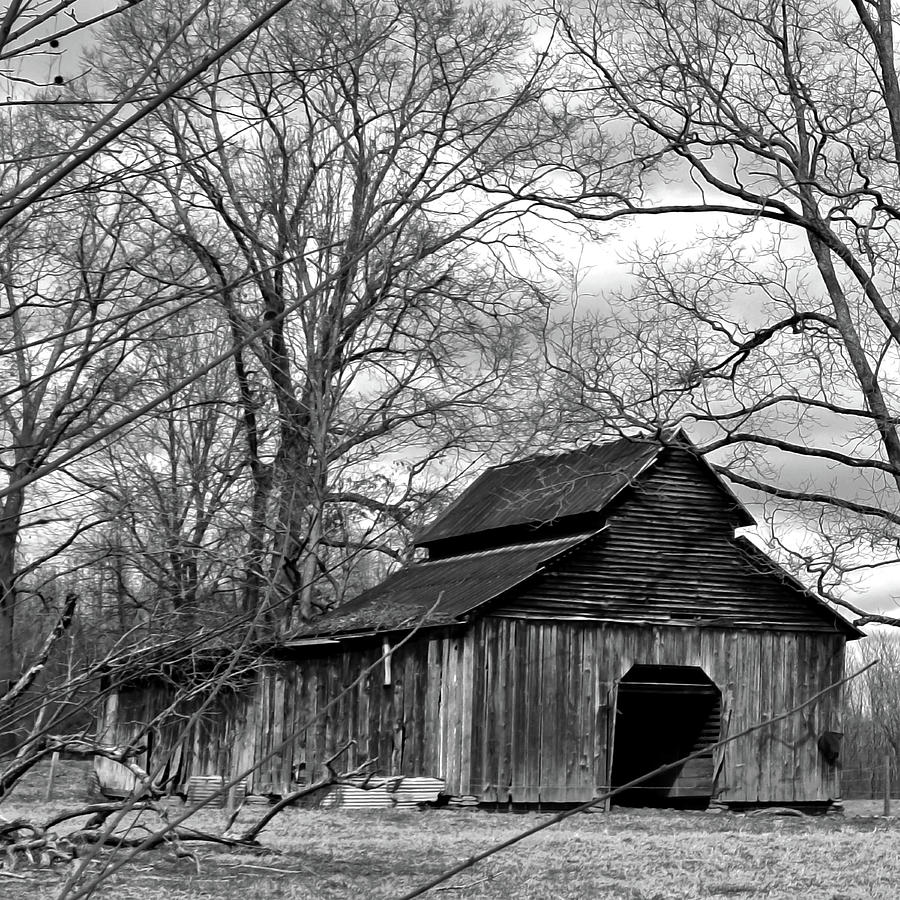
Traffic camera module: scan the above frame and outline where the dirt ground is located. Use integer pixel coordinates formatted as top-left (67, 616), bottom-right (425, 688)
top-left (2, 760), bottom-right (899, 899)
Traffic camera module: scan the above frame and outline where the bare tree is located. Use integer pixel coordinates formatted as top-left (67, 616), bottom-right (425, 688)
top-left (843, 631), bottom-right (900, 797)
top-left (524, 0), bottom-right (900, 624)
top-left (84, 0), bottom-right (559, 627)
top-left (75, 315), bottom-right (253, 633)
top-left (0, 116), bottom-right (161, 732)
top-left (0, 3), bottom-right (572, 891)
top-left (0, 0), bottom-right (564, 833)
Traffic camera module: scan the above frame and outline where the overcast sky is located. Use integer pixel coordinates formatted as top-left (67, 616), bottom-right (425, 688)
top-left (5, 0), bottom-right (898, 623)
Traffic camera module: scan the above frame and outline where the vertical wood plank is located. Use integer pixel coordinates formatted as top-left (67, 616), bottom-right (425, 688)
top-left (539, 625), bottom-right (557, 802)
top-left (595, 625), bottom-right (612, 792)
top-left (459, 628), bottom-right (476, 795)
top-left (563, 625), bottom-right (581, 800)
top-left (470, 621), bottom-right (487, 797)
top-left (278, 667), bottom-right (294, 788)
top-left (445, 635), bottom-right (464, 793)
top-left (424, 637), bottom-right (442, 775)
top-left (478, 619), bottom-right (496, 802)
top-left (582, 626), bottom-right (599, 796)
top-left (496, 619), bottom-right (512, 803)
top-left (510, 620), bottom-right (528, 802)
top-left (439, 637), bottom-right (456, 791)
top-left (768, 631), bottom-right (783, 803)
top-left (390, 649), bottom-right (404, 775)
top-left (522, 623), bottom-right (541, 803)
top-left (416, 640), bottom-right (427, 773)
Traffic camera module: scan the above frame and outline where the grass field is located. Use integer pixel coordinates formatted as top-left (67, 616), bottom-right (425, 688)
top-left (2, 760), bottom-right (899, 899)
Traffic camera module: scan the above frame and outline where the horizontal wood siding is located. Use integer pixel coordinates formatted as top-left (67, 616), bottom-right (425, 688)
top-left (494, 449), bottom-right (849, 634)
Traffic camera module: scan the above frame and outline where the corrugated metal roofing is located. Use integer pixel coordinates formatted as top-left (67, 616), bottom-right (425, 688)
top-left (291, 436), bottom-right (858, 641)
top-left (415, 436), bottom-right (663, 546)
top-left (317, 776), bottom-right (445, 809)
top-left (294, 531), bottom-right (599, 637)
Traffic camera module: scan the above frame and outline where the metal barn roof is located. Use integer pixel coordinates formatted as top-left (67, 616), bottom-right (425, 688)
top-left (293, 531), bottom-right (599, 638)
top-left (292, 433), bottom-right (859, 641)
top-left (415, 434), bottom-right (746, 547)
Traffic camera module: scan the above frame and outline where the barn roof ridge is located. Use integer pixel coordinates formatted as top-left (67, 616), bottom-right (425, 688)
top-left (485, 431), bottom-right (658, 471)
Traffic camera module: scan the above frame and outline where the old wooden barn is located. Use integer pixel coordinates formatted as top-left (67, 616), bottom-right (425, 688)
top-left (99, 433), bottom-right (862, 808)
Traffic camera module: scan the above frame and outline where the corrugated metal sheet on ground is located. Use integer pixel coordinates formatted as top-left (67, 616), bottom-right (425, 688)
top-left (447, 795), bottom-right (479, 807)
top-left (292, 533), bottom-right (598, 636)
top-left (229, 780), bottom-right (248, 807)
top-left (416, 436), bottom-right (662, 546)
top-left (186, 775), bottom-right (225, 807)
top-left (318, 776), bottom-right (445, 810)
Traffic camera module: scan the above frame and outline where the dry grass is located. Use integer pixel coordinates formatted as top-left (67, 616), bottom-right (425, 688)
top-left (2, 761), bottom-right (899, 899)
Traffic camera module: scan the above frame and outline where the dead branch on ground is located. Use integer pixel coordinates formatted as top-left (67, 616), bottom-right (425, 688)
top-left (228, 739), bottom-right (377, 842)
top-left (0, 738), bottom-right (376, 875)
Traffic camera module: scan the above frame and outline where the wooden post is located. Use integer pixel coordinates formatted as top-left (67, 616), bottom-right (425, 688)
top-left (884, 753), bottom-right (891, 817)
top-left (44, 751), bottom-right (60, 802)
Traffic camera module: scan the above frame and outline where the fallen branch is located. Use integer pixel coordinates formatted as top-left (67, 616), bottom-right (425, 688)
top-left (67, 826), bottom-right (244, 851)
top-left (43, 803), bottom-right (154, 831)
top-left (223, 861), bottom-right (317, 875)
top-left (0, 756), bottom-right (253, 874)
top-left (235, 740), bottom-right (377, 842)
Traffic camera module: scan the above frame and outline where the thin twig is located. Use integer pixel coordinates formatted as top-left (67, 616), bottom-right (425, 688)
top-left (223, 863), bottom-right (316, 875)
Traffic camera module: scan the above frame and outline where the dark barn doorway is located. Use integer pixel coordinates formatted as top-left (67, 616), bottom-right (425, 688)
top-left (610, 664), bottom-right (721, 808)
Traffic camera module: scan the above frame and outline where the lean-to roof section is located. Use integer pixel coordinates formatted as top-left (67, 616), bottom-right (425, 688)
top-left (294, 530), bottom-right (600, 638)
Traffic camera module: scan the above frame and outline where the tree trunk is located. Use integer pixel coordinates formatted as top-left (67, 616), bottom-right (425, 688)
top-left (0, 484), bottom-right (25, 756)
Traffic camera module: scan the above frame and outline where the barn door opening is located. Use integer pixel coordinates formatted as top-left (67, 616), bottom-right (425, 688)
top-left (610, 664), bottom-right (721, 808)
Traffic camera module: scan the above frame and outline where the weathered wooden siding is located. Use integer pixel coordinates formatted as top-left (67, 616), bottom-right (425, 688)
top-left (96, 682), bottom-right (248, 796)
top-left (463, 618), bottom-right (845, 804)
top-left (493, 449), bottom-right (850, 633)
top-left (251, 618), bottom-right (844, 804)
top-left (247, 635), bottom-right (450, 794)
top-left (103, 616), bottom-right (846, 805)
